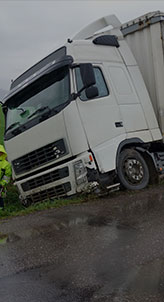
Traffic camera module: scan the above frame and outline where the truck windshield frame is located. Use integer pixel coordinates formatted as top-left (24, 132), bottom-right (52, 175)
top-left (5, 65), bottom-right (71, 140)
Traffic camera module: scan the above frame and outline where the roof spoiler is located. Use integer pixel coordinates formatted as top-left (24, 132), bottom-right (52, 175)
top-left (73, 14), bottom-right (121, 40)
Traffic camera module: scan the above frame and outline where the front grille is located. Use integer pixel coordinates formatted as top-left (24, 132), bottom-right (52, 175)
top-left (26, 182), bottom-right (71, 203)
top-left (12, 139), bottom-right (67, 174)
top-left (21, 167), bottom-right (69, 192)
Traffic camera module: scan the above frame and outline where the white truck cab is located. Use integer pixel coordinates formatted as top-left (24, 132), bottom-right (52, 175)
top-left (3, 14), bottom-right (164, 203)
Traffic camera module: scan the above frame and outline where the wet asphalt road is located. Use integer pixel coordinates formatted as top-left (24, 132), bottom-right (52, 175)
top-left (1, 186), bottom-right (164, 301)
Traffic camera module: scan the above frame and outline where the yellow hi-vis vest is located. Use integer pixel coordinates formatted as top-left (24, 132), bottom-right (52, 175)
top-left (0, 145), bottom-right (12, 187)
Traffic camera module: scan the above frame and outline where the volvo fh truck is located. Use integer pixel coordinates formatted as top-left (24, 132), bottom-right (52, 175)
top-left (2, 13), bottom-right (164, 204)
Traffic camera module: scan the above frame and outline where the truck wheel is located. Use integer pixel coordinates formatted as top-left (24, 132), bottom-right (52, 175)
top-left (117, 149), bottom-right (149, 190)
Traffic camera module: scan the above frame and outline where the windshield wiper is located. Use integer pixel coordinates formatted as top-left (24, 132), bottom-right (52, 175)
top-left (5, 122), bottom-right (20, 133)
top-left (28, 106), bottom-right (50, 119)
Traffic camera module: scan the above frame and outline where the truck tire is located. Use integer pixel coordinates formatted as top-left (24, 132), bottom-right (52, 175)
top-left (117, 149), bottom-right (149, 190)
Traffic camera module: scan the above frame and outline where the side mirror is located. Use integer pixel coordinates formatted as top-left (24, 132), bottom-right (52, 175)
top-left (79, 63), bottom-right (96, 88)
top-left (85, 86), bottom-right (98, 99)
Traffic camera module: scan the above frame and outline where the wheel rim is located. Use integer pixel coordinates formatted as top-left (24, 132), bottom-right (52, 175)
top-left (123, 158), bottom-right (144, 184)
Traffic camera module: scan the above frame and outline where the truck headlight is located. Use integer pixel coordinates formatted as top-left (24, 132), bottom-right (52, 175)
top-left (74, 160), bottom-right (87, 185)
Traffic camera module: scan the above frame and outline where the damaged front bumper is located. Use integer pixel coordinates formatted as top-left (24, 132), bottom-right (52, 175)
top-left (15, 151), bottom-right (98, 204)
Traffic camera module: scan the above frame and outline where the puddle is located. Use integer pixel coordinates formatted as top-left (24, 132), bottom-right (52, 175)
top-left (88, 216), bottom-right (112, 227)
top-left (32, 214), bottom-right (135, 238)
top-left (0, 233), bottom-right (8, 245)
top-left (68, 216), bottom-right (88, 227)
top-left (68, 215), bottom-right (134, 230)
top-left (57, 216), bottom-right (113, 229)
top-left (0, 232), bottom-right (21, 245)
top-left (7, 233), bottom-right (21, 243)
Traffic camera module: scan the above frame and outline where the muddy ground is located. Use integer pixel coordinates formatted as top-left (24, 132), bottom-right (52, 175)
top-left (1, 185), bottom-right (164, 301)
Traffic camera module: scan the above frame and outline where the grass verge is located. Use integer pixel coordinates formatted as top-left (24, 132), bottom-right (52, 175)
top-left (0, 184), bottom-right (95, 219)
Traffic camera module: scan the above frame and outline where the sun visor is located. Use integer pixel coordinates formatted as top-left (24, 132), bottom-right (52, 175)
top-left (3, 55), bottom-right (73, 108)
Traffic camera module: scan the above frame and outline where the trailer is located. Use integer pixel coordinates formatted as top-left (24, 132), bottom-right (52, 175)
top-left (121, 11), bottom-right (164, 137)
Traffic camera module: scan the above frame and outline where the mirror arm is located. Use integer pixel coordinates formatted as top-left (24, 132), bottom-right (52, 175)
top-left (71, 85), bottom-right (86, 100)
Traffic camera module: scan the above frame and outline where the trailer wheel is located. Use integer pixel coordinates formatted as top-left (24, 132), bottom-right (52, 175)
top-left (117, 149), bottom-right (149, 190)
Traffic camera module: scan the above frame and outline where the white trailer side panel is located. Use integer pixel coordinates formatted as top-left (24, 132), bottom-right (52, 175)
top-left (122, 12), bottom-right (164, 136)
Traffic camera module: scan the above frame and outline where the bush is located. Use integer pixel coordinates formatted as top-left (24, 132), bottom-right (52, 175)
top-left (3, 184), bottom-right (23, 214)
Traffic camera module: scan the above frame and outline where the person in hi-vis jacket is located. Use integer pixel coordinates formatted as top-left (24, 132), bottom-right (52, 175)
top-left (0, 145), bottom-right (12, 209)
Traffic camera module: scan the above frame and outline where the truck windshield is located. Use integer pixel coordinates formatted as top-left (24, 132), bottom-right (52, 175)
top-left (5, 66), bottom-right (70, 138)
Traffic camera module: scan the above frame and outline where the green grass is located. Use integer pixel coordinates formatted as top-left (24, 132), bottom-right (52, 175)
top-left (0, 184), bottom-right (91, 219)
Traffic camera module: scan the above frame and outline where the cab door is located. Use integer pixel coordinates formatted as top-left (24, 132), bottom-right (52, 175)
top-left (74, 64), bottom-right (126, 172)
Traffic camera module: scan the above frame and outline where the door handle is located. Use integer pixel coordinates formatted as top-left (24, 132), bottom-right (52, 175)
top-left (115, 121), bottom-right (123, 127)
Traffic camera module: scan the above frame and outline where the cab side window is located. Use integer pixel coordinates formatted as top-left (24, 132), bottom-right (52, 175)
top-left (75, 67), bottom-right (109, 101)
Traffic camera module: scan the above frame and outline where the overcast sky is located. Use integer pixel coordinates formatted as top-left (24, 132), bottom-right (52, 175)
top-left (1, 0), bottom-right (164, 90)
